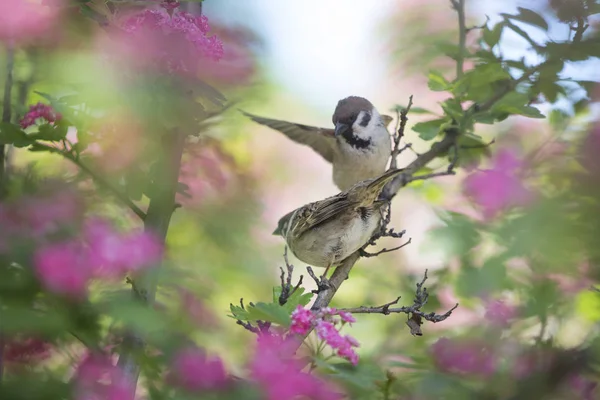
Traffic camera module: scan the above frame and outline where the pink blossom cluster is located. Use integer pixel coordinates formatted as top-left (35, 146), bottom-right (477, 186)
top-left (464, 149), bottom-right (534, 219)
top-left (4, 336), bottom-right (52, 365)
top-left (431, 337), bottom-right (496, 377)
top-left (0, 183), bottom-right (84, 251)
top-left (290, 305), bottom-right (359, 365)
top-left (34, 218), bottom-right (163, 298)
top-left (114, 6), bottom-right (223, 75)
top-left (484, 299), bottom-right (518, 328)
top-left (20, 102), bottom-right (62, 129)
top-left (251, 334), bottom-right (341, 400)
top-left (0, 0), bottom-right (62, 44)
top-left (170, 346), bottom-right (228, 392)
top-left (74, 352), bottom-right (132, 400)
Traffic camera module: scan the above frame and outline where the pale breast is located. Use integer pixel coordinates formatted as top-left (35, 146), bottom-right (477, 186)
top-left (333, 128), bottom-right (391, 190)
top-left (287, 206), bottom-right (384, 268)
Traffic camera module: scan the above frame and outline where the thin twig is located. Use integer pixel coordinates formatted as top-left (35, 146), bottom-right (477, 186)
top-left (390, 96), bottom-right (413, 170)
top-left (0, 43), bottom-right (15, 200)
top-left (361, 238), bottom-right (412, 258)
top-left (572, 16), bottom-right (588, 44)
top-left (408, 171), bottom-right (456, 183)
top-left (451, 0), bottom-right (467, 79)
top-left (279, 247), bottom-right (304, 305)
top-left (31, 143), bottom-right (146, 220)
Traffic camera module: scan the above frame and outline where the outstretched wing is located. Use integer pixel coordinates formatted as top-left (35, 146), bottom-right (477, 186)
top-left (240, 110), bottom-right (336, 163)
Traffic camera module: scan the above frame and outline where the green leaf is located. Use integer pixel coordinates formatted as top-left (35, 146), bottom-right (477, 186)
top-left (280, 287), bottom-right (314, 313)
top-left (504, 21), bottom-right (539, 48)
top-left (483, 23), bottom-right (504, 48)
top-left (426, 211), bottom-right (480, 257)
top-left (316, 360), bottom-right (385, 394)
top-left (245, 302), bottom-right (291, 326)
top-left (412, 118), bottom-right (447, 141)
top-left (505, 7), bottom-right (549, 31)
top-left (31, 121), bottom-right (69, 142)
top-left (440, 98), bottom-right (463, 119)
top-left (491, 92), bottom-right (545, 119)
top-left (0, 123), bottom-right (33, 147)
top-left (455, 255), bottom-right (508, 298)
top-left (576, 290), bottom-right (600, 322)
top-left (427, 71), bottom-right (450, 92)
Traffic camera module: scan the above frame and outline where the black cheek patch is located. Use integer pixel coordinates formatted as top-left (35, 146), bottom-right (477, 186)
top-left (340, 129), bottom-right (371, 149)
top-left (359, 207), bottom-right (370, 221)
top-left (359, 113), bottom-right (371, 127)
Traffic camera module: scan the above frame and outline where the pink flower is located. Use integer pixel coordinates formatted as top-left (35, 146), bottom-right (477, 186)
top-left (250, 334), bottom-right (341, 400)
top-left (0, 0), bottom-right (62, 44)
top-left (315, 320), bottom-right (360, 366)
top-left (569, 374), bottom-right (598, 400)
top-left (484, 300), bottom-right (518, 328)
top-left (84, 218), bottom-right (163, 277)
top-left (34, 241), bottom-right (91, 298)
top-left (431, 337), bottom-right (496, 377)
top-left (290, 305), bottom-right (314, 335)
top-left (463, 149), bottom-right (534, 219)
top-left (103, 8), bottom-right (223, 76)
top-left (74, 353), bottom-right (133, 400)
top-left (20, 102), bottom-right (62, 129)
top-left (4, 336), bottom-right (52, 364)
top-left (336, 310), bottom-right (356, 324)
top-left (170, 346), bottom-right (228, 391)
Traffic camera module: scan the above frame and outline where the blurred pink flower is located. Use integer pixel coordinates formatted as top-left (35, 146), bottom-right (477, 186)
top-left (84, 218), bottom-right (163, 278)
top-left (34, 241), bottom-right (91, 298)
top-left (75, 353), bottom-right (133, 400)
top-left (336, 310), bottom-right (356, 324)
top-left (4, 336), bottom-right (52, 364)
top-left (20, 102), bottom-right (61, 129)
top-left (250, 334), bottom-right (341, 400)
top-left (180, 289), bottom-right (219, 328)
top-left (484, 299), bottom-right (518, 328)
top-left (431, 337), bottom-right (496, 377)
top-left (569, 374), bottom-right (598, 400)
top-left (0, 0), bottom-right (62, 44)
top-left (290, 305), bottom-right (313, 335)
top-left (170, 346), bottom-right (228, 391)
top-left (463, 149), bottom-right (534, 219)
top-left (103, 7), bottom-right (222, 76)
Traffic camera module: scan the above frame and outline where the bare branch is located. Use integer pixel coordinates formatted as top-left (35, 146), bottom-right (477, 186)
top-left (361, 237), bottom-right (412, 258)
top-left (279, 247), bottom-right (304, 305)
top-left (390, 96), bottom-right (414, 170)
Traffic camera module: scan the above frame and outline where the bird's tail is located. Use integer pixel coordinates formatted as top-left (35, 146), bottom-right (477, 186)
top-left (366, 168), bottom-right (405, 194)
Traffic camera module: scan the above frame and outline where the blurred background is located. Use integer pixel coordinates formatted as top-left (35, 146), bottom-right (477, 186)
top-left (3, 0), bottom-right (600, 394)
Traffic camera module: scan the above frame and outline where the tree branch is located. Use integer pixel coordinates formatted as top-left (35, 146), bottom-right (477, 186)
top-left (1, 43), bottom-right (15, 200)
top-left (117, 130), bottom-right (186, 390)
top-left (32, 143), bottom-right (147, 220)
top-left (451, 0), bottom-right (467, 79)
top-left (0, 42), bottom-right (15, 383)
top-left (390, 96), bottom-right (413, 170)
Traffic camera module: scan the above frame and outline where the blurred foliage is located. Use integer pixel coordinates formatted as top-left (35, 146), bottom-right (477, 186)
top-left (0, 0), bottom-right (600, 399)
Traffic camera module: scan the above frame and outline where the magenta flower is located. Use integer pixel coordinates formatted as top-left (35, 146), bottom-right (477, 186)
top-left (20, 102), bottom-right (62, 129)
top-left (290, 305), bottom-right (314, 335)
top-left (4, 336), bottom-right (52, 365)
top-left (569, 374), bottom-right (598, 400)
top-left (0, 0), bottom-right (62, 44)
top-left (463, 149), bottom-right (534, 219)
top-left (315, 320), bottom-right (360, 366)
top-left (104, 7), bottom-right (223, 76)
top-left (84, 218), bottom-right (163, 278)
top-left (484, 299), bottom-right (518, 328)
top-left (170, 346), bottom-right (228, 391)
top-left (74, 353), bottom-right (133, 400)
top-left (336, 310), bottom-right (356, 324)
top-left (431, 337), bottom-right (496, 377)
top-left (34, 241), bottom-right (91, 298)
top-left (250, 334), bottom-right (341, 400)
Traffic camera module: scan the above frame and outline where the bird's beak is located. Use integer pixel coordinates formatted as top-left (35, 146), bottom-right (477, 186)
top-left (334, 122), bottom-right (350, 137)
top-left (272, 226), bottom-right (282, 236)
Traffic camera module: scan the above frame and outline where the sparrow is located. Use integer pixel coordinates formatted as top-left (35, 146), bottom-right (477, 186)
top-left (241, 96), bottom-right (393, 191)
top-left (272, 167), bottom-right (405, 277)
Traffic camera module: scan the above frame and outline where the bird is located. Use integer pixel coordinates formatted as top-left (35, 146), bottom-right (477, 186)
top-left (241, 96), bottom-right (393, 191)
top-left (272, 167), bottom-right (405, 277)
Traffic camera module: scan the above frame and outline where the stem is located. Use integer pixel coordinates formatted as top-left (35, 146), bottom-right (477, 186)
top-left (453, 0), bottom-right (467, 79)
top-left (117, 130), bottom-right (186, 391)
top-left (32, 143), bottom-right (147, 220)
top-left (1, 43), bottom-right (15, 200)
top-left (0, 42), bottom-right (15, 383)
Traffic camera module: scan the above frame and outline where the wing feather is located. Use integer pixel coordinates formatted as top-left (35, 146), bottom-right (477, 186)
top-left (241, 110), bottom-right (336, 163)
